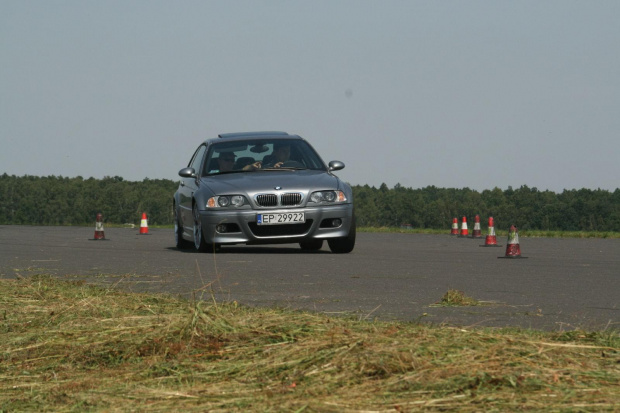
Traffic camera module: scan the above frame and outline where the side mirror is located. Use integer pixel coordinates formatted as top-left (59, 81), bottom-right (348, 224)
top-left (178, 167), bottom-right (196, 178)
top-left (328, 161), bottom-right (345, 172)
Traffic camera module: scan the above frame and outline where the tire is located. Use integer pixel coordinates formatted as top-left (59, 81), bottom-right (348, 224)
top-left (192, 204), bottom-right (219, 253)
top-left (327, 215), bottom-right (356, 254)
top-left (174, 204), bottom-right (193, 249)
top-left (299, 239), bottom-right (324, 251)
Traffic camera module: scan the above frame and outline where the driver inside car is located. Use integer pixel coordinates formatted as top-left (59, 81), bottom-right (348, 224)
top-left (215, 151), bottom-right (236, 172)
top-left (243, 143), bottom-right (291, 170)
top-left (212, 151), bottom-right (261, 173)
top-left (265, 143), bottom-right (291, 168)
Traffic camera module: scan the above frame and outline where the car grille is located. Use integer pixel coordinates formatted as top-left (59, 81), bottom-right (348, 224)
top-left (255, 194), bottom-right (278, 207)
top-left (281, 193), bottom-right (302, 206)
top-left (255, 193), bottom-right (303, 207)
top-left (249, 220), bottom-right (313, 237)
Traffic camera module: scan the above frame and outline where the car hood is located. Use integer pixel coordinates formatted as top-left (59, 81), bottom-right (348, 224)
top-left (201, 170), bottom-right (342, 194)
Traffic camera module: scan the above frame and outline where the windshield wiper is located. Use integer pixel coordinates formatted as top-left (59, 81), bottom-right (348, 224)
top-left (260, 167), bottom-right (307, 171)
top-left (208, 170), bottom-right (245, 176)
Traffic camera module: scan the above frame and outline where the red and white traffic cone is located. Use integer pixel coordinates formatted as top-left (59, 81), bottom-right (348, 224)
top-left (498, 225), bottom-right (528, 258)
top-left (139, 212), bottom-right (150, 235)
top-left (471, 214), bottom-right (482, 238)
top-left (450, 217), bottom-right (459, 235)
top-left (92, 213), bottom-right (106, 240)
top-left (458, 216), bottom-right (469, 237)
top-left (480, 217), bottom-right (502, 247)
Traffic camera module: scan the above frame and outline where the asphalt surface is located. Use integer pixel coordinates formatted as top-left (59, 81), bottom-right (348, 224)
top-left (1, 225), bottom-right (618, 331)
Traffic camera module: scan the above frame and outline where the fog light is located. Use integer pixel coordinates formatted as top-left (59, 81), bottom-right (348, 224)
top-left (332, 218), bottom-right (342, 227)
top-left (216, 224), bottom-right (227, 233)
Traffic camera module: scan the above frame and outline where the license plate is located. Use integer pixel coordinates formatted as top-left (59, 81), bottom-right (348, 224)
top-left (257, 212), bottom-right (305, 225)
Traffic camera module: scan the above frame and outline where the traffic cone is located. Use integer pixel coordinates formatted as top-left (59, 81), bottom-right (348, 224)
top-left (480, 217), bottom-right (502, 247)
top-left (90, 213), bottom-right (106, 240)
top-left (138, 212), bottom-right (150, 235)
top-left (450, 217), bottom-right (459, 235)
top-left (498, 225), bottom-right (528, 258)
top-left (471, 214), bottom-right (482, 238)
top-left (458, 216), bottom-right (469, 237)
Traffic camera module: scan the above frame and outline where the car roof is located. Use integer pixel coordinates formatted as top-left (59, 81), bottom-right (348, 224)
top-left (204, 131), bottom-right (304, 145)
top-left (218, 131), bottom-right (289, 139)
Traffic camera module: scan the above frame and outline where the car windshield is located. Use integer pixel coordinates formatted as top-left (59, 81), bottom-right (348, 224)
top-left (203, 139), bottom-right (326, 175)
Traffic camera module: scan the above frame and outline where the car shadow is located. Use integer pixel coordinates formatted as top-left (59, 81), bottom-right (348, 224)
top-left (165, 246), bottom-right (331, 254)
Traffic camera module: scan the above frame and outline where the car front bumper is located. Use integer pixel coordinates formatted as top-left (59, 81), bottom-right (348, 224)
top-left (197, 204), bottom-right (354, 245)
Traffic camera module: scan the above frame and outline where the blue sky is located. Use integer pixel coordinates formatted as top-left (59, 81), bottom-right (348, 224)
top-left (2, 1), bottom-right (619, 192)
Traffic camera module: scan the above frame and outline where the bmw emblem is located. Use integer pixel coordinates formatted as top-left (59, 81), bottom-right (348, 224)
top-left (274, 186), bottom-right (282, 190)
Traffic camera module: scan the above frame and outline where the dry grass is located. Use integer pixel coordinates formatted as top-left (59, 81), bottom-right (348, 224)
top-left (434, 289), bottom-right (480, 307)
top-left (1, 275), bottom-right (618, 412)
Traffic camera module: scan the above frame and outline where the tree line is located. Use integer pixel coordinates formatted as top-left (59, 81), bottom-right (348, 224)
top-left (1, 174), bottom-right (619, 231)
top-left (354, 183), bottom-right (620, 231)
top-left (0, 174), bottom-right (177, 226)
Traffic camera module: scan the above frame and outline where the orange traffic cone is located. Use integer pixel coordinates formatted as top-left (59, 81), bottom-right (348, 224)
top-left (471, 214), bottom-right (482, 238)
top-left (498, 225), bottom-right (528, 258)
top-left (450, 217), bottom-right (459, 235)
top-left (480, 217), bottom-right (502, 247)
top-left (90, 213), bottom-right (107, 240)
top-left (139, 212), bottom-right (150, 235)
top-left (458, 216), bottom-right (469, 237)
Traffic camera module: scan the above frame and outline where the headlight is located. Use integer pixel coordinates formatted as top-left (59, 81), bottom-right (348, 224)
top-left (231, 195), bottom-right (245, 206)
top-left (309, 190), bottom-right (347, 204)
top-left (207, 195), bottom-right (246, 208)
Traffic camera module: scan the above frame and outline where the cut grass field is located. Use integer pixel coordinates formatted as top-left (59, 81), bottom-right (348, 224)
top-left (1, 275), bottom-right (618, 411)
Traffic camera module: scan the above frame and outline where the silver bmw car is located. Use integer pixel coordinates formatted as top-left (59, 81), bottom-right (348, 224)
top-left (173, 131), bottom-right (355, 253)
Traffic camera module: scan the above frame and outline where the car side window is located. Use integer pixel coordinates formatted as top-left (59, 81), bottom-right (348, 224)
top-left (188, 145), bottom-right (207, 176)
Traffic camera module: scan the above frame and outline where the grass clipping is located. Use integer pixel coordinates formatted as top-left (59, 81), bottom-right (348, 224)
top-left (1, 276), bottom-right (618, 412)
top-left (436, 289), bottom-right (480, 307)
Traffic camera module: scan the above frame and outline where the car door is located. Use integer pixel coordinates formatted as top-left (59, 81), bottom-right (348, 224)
top-left (179, 144), bottom-right (207, 228)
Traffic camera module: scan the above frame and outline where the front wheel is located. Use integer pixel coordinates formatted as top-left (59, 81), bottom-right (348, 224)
top-left (174, 204), bottom-right (192, 249)
top-left (327, 215), bottom-right (356, 253)
top-left (193, 204), bottom-right (219, 253)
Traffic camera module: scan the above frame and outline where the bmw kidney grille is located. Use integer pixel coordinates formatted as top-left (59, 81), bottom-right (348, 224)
top-left (255, 193), bottom-right (303, 207)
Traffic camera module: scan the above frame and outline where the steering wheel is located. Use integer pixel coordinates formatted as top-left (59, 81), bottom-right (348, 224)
top-left (279, 160), bottom-right (305, 168)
